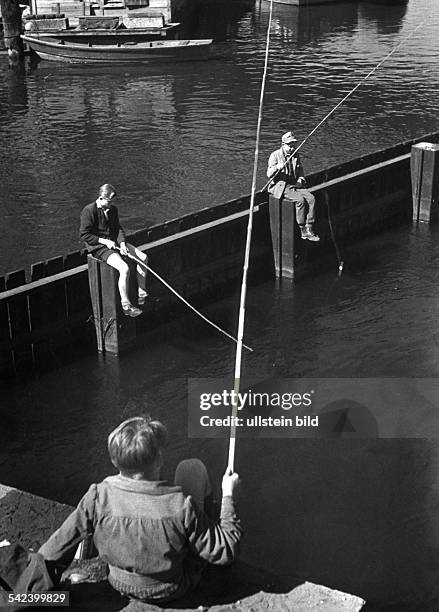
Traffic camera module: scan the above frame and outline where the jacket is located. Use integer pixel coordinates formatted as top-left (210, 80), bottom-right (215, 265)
top-left (79, 202), bottom-right (126, 252)
top-left (267, 146), bottom-right (305, 200)
top-left (38, 475), bottom-right (242, 601)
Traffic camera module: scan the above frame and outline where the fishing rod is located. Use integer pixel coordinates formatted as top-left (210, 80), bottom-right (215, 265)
top-left (226, 11), bottom-right (429, 471)
top-left (227, 0), bottom-right (274, 472)
top-left (259, 20), bottom-right (426, 278)
top-left (261, 21), bottom-right (426, 192)
top-left (114, 247), bottom-right (253, 353)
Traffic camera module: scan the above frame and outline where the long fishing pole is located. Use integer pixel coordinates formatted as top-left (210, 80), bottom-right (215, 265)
top-left (225, 15), bottom-right (429, 470)
top-left (115, 247), bottom-right (253, 352)
top-left (227, 0), bottom-right (274, 472)
top-left (261, 21), bottom-right (426, 192)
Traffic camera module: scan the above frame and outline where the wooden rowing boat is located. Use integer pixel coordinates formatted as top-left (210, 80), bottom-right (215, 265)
top-left (21, 34), bottom-right (213, 63)
top-left (22, 14), bottom-right (181, 45)
top-left (22, 27), bottom-right (181, 46)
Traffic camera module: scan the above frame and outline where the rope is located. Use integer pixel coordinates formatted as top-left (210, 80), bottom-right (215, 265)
top-left (116, 248), bottom-right (253, 353)
top-left (227, 0), bottom-right (275, 472)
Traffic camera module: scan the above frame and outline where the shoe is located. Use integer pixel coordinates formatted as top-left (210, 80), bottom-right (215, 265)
top-left (122, 303), bottom-right (142, 317)
top-left (300, 226), bottom-right (308, 240)
top-left (303, 227), bottom-right (320, 242)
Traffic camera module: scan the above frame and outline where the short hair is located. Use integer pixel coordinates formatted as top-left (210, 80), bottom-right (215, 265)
top-left (98, 184), bottom-right (117, 199)
top-left (108, 415), bottom-right (167, 473)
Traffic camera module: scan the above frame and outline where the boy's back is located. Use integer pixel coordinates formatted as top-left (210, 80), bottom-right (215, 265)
top-left (39, 417), bottom-right (242, 604)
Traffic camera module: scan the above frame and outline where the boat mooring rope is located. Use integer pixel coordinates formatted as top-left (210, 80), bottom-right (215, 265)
top-left (116, 248), bottom-right (253, 352)
top-left (227, 0), bottom-right (275, 472)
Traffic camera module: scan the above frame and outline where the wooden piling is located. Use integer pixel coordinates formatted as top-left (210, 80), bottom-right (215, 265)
top-left (0, 0), bottom-right (24, 58)
top-left (87, 255), bottom-right (138, 355)
top-left (411, 142), bottom-right (439, 223)
top-left (268, 194), bottom-right (296, 279)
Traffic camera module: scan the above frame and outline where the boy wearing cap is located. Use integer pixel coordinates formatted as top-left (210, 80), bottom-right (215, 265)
top-left (267, 132), bottom-right (320, 241)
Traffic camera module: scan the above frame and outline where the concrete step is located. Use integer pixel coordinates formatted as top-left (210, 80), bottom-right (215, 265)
top-left (0, 483), bottom-right (365, 612)
top-left (62, 557), bottom-right (366, 612)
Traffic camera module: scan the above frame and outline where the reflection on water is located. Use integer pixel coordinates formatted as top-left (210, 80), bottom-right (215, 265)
top-left (0, 0), bottom-right (438, 274)
top-left (267, 2), bottom-right (360, 44)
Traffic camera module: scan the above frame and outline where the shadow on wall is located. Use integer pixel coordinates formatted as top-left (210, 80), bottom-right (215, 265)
top-left (237, 438), bottom-right (439, 611)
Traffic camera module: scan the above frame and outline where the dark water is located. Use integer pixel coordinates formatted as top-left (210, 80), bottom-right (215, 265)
top-left (3, 221), bottom-right (439, 609)
top-left (2, 0), bottom-right (439, 609)
top-left (1, 0), bottom-right (439, 274)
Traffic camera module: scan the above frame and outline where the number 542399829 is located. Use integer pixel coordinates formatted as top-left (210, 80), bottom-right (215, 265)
top-left (4, 592), bottom-right (69, 606)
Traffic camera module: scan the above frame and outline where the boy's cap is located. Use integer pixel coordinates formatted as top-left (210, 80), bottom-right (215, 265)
top-left (282, 131), bottom-right (298, 144)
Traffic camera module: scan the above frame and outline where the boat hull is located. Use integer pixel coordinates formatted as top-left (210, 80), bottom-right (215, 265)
top-left (269, 0), bottom-right (345, 4)
top-left (270, 0), bottom-right (406, 3)
top-left (25, 29), bottom-right (179, 46)
top-left (21, 35), bottom-right (212, 63)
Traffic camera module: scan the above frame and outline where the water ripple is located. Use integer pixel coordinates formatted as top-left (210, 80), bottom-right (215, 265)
top-left (1, 0), bottom-right (439, 273)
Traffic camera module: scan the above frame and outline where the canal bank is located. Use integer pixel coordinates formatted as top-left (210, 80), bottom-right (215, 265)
top-left (1, 130), bottom-right (437, 384)
top-left (0, 483), bottom-right (365, 611)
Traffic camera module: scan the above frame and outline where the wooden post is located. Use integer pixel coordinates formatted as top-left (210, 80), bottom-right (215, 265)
top-left (268, 194), bottom-right (296, 279)
top-left (87, 255), bottom-right (138, 355)
top-left (0, 0), bottom-right (24, 59)
top-left (411, 142), bottom-right (439, 223)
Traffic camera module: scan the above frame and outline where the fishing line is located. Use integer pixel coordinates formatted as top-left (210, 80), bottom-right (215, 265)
top-left (115, 247), bottom-right (253, 352)
top-left (262, 20), bottom-right (426, 191)
top-left (227, 0), bottom-right (275, 472)
top-left (324, 192), bottom-right (344, 277)
top-left (261, 20), bottom-right (426, 277)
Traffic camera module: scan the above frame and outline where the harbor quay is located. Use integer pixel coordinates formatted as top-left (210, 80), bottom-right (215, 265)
top-left (0, 130), bottom-right (437, 384)
top-left (0, 482), bottom-right (365, 610)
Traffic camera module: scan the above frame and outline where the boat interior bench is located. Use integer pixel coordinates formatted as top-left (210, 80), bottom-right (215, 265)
top-left (24, 16), bottom-right (69, 31)
top-left (77, 15), bottom-right (120, 29)
top-left (121, 14), bottom-right (165, 28)
top-left (77, 14), bottom-right (168, 30)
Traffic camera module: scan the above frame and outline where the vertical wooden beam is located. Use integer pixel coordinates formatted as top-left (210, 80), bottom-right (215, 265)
top-left (0, 0), bottom-right (24, 58)
top-left (31, 262), bottom-right (48, 282)
top-left (63, 251), bottom-right (85, 272)
top-left (0, 276), bottom-right (14, 383)
top-left (5, 269), bottom-right (33, 376)
top-left (46, 255), bottom-right (64, 276)
top-left (87, 255), bottom-right (137, 355)
top-left (268, 195), bottom-right (296, 279)
top-left (87, 256), bottom-right (104, 353)
top-left (411, 142), bottom-right (439, 223)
